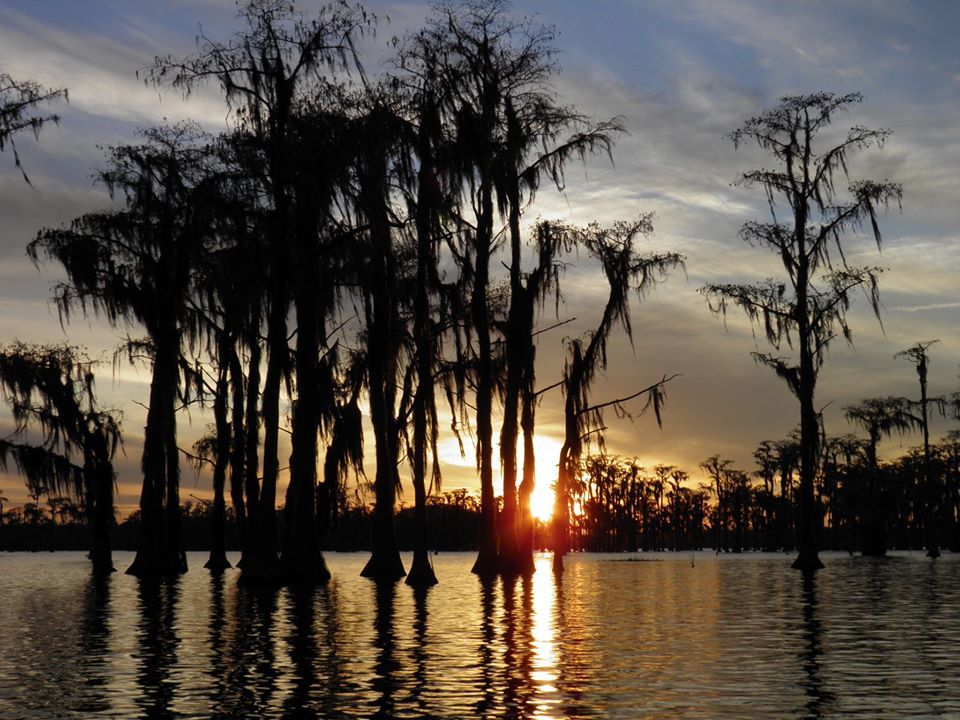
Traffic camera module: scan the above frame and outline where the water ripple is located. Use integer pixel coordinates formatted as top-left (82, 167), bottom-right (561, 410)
top-left (1, 551), bottom-right (958, 718)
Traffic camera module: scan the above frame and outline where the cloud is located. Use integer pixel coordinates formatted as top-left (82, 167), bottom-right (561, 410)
top-left (891, 302), bottom-right (960, 314)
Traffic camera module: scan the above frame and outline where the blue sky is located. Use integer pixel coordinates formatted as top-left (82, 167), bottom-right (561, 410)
top-left (2, 0), bottom-right (959, 510)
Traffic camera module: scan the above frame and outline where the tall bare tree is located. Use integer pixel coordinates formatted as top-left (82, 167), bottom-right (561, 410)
top-left (702, 92), bottom-right (902, 570)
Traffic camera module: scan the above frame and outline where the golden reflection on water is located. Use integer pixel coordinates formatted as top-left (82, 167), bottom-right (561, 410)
top-left (5, 552), bottom-right (960, 718)
top-left (530, 553), bottom-right (560, 719)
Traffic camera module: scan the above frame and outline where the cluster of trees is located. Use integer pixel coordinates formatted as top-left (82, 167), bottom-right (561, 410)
top-left (565, 423), bottom-right (960, 555)
top-left (11, 411), bottom-right (960, 560)
top-left (1, 0), bottom-right (680, 585)
top-left (4, 0), bottom-right (926, 583)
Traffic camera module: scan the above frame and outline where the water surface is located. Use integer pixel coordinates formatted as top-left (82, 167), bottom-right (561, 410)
top-left (1, 551), bottom-right (958, 718)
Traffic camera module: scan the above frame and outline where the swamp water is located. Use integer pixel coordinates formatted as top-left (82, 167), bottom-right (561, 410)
top-left (1, 551), bottom-right (958, 718)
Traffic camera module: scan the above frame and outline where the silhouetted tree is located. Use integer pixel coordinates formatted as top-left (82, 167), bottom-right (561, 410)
top-left (407, 0), bottom-right (584, 576)
top-left (350, 92), bottom-right (412, 582)
top-left (700, 455), bottom-right (733, 551)
top-left (501, 223), bottom-right (568, 574)
top-left (0, 343), bottom-right (120, 573)
top-left (551, 217), bottom-right (682, 572)
top-left (151, 0), bottom-right (375, 585)
top-left (0, 72), bottom-right (66, 183)
top-left (701, 92), bottom-right (901, 570)
top-left (31, 125), bottom-right (215, 576)
top-left (400, 88), bottom-right (444, 587)
top-left (897, 340), bottom-right (946, 557)
top-left (843, 396), bottom-right (915, 555)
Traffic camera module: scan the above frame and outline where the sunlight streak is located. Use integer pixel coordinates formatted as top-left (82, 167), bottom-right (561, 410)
top-left (531, 554), bottom-right (560, 719)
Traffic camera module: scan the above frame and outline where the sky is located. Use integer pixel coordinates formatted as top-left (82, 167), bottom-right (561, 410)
top-left (1, 0), bottom-right (959, 513)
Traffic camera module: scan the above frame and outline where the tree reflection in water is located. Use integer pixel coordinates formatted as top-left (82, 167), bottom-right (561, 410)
top-left (206, 570), bottom-right (229, 715)
top-left (371, 580), bottom-right (399, 719)
top-left (799, 571), bottom-right (834, 718)
top-left (282, 587), bottom-right (317, 717)
top-left (221, 584), bottom-right (280, 715)
top-left (77, 574), bottom-right (112, 715)
top-left (409, 584), bottom-right (431, 713)
top-left (502, 573), bottom-right (535, 716)
top-left (313, 582), bottom-right (347, 716)
top-left (476, 575), bottom-right (497, 716)
top-left (13, 553), bottom-right (960, 717)
top-left (134, 578), bottom-right (180, 718)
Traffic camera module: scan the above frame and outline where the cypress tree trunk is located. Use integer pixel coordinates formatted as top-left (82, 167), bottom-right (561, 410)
top-left (280, 211), bottom-right (330, 585)
top-left (242, 339), bottom-right (262, 565)
top-left (240, 294), bottom-right (285, 585)
top-left (227, 345), bottom-right (247, 565)
top-left (360, 146), bottom-right (405, 582)
top-left (552, 436), bottom-right (573, 574)
top-left (792, 210), bottom-right (824, 572)
top-left (919, 360), bottom-right (940, 558)
top-left (516, 389), bottom-right (537, 575)
top-left (498, 293), bottom-right (523, 575)
top-left (205, 359), bottom-right (232, 571)
top-left (88, 435), bottom-right (114, 575)
top-left (128, 329), bottom-right (182, 577)
top-left (407, 156), bottom-right (439, 587)
top-left (471, 175), bottom-right (498, 577)
top-left (362, 355), bottom-right (405, 580)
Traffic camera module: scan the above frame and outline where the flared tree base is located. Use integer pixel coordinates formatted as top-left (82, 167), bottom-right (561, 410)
top-left (552, 550), bottom-right (565, 574)
top-left (361, 549), bottom-right (406, 581)
top-left (126, 549), bottom-right (188, 577)
top-left (281, 553), bottom-right (332, 587)
top-left (497, 548), bottom-right (533, 578)
top-left (204, 552), bottom-right (232, 571)
top-left (405, 551), bottom-right (438, 587)
top-left (90, 549), bottom-right (115, 576)
top-left (860, 521), bottom-right (887, 557)
top-left (471, 545), bottom-right (499, 577)
top-left (791, 551), bottom-right (825, 571)
top-left (237, 552), bottom-right (284, 587)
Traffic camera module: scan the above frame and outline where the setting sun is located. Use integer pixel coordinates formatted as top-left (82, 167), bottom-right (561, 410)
top-left (529, 435), bottom-right (562, 522)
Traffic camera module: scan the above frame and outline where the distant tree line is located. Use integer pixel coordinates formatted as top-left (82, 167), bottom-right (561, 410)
top-left (0, 492), bottom-right (482, 553)
top-left (567, 429), bottom-right (960, 554)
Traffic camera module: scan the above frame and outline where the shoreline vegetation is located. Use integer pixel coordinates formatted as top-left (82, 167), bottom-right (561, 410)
top-left (2, 0), bottom-right (954, 586)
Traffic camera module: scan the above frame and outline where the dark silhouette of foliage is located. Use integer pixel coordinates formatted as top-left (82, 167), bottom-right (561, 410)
top-left (0, 72), bottom-right (66, 183)
top-left (550, 217), bottom-right (683, 572)
top-left (0, 343), bottom-right (120, 573)
top-left (150, 0), bottom-right (375, 585)
top-left (896, 340), bottom-right (947, 557)
top-left (701, 92), bottom-right (902, 571)
top-left (30, 126), bottom-right (216, 576)
top-left (843, 396), bottom-right (916, 555)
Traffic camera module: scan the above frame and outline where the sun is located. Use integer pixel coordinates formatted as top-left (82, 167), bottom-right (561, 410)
top-left (529, 481), bottom-right (555, 523)
top-left (528, 435), bottom-right (561, 522)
